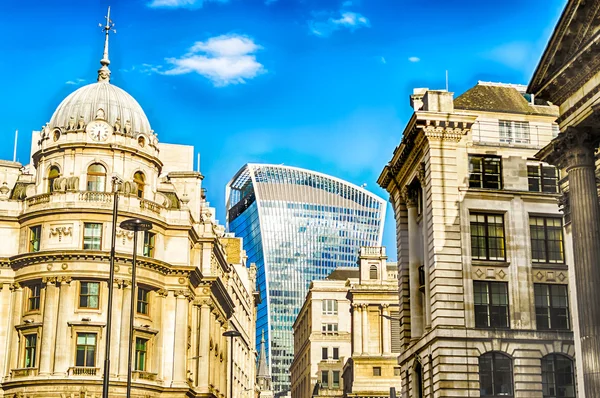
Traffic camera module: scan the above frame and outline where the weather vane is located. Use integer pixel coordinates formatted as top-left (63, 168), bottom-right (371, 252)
top-left (97, 6), bottom-right (116, 82)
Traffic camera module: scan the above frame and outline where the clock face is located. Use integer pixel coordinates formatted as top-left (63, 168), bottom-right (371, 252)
top-left (86, 121), bottom-right (111, 142)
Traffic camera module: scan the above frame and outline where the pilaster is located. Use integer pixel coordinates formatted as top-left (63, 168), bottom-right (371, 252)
top-left (39, 277), bottom-right (59, 375)
top-left (53, 276), bottom-right (73, 375)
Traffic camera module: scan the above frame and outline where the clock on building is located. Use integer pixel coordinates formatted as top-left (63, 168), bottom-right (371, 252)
top-left (86, 120), bottom-right (111, 142)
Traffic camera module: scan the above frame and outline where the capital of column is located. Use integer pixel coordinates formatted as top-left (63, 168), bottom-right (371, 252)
top-left (539, 126), bottom-right (599, 170)
top-left (417, 162), bottom-right (426, 186)
top-left (360, 303), bottom-right (368, 310)
top-left (401, 186), bottom-right (418, 208)
top-left (42, 276), bottom-right (59, 286)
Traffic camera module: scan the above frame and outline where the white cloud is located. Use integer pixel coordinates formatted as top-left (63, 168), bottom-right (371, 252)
top-left (484, 42), bottom-right (535, 70)
top-left (162, 34), bottom-right (265, 86)
top-left (65, 78), bottom-right (86, 85)
top-left (408, 56), bottom-right (420, 63)
top-left (342, 1), bottom-right (353, 6)
top-left (380, 56), bottom-right (386, 64)
top-left (309, 11), bottom-right (370, 37)
top-left (147, 0), bottom-right (228, 9)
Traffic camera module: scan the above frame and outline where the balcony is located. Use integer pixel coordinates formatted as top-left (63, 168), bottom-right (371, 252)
top-left (69, 366), bottom-right (99, 376)
top-left (10, 367), bottom-right (38, 378)
top-left (359, 246), bottom-right (386, 257)
top-left (132, 370), bottom-right (157, 381)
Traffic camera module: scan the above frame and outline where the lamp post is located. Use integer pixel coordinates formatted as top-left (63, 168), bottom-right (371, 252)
top-left (101, 176), bottom-right (122, 398)
top-left (223, 329), bottom-right (242, 398)
top-left (120, 218), bottom-right (153, 398)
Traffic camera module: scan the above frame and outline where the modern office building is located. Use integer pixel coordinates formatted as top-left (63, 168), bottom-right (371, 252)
top-left (226, 164), bottom-right (386, 396)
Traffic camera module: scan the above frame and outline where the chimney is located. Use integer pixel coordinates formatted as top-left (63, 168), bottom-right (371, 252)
top-left (422, 90), bottom-right (454, 113)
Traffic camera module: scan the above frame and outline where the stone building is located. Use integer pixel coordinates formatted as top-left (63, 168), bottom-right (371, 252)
top-left (378, 82), bottom-right (578, 397)
top-left (0, 14), bottom-right (258, 398)
top-left (528, 1), bottom-right (600, 396)
top-left (290, 247), bottom-right (400, 398)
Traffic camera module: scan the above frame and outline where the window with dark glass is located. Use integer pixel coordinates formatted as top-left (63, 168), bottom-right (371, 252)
top-left (542, 354), bottom-right (575, 398)
top-left (333, 347), bottom-right (339, 360)
top-left (48, 166), bottom-right (60, 193)
top-left (369, 265), bottom-right (378, 280)
top-left (470, 213), bottom-right (506, 261)
top-left (28, 284), bottom-right (41, 311)
top-left (321, 370), bottom-right (329, 388)
top-left (332, 370), bottom-right (340, 388)
top-left (79, 282), bottom-right (100, 309)
top-left (530, 217), bottom-right (564, 263)
top-left (499, 120), bottom-right (530, 144)
top-left (86, 163), bottom-right (106, 192)
top-left (143, 231), bottom-right (155, 257)
top-left (29, 225), bottom-right (41, 253)
top-left (24, 334), bottom-right (37, 368)
top-left (479, 352), bottom-right (513, 397)
top-left (528, 164), bottom-right (559, 193)
top-left (322, 347), bottom-right (328, 360)
top-left (135, 337), bottom-right (148, 371)
top-left (133, 171), bottom-right (145, 198)
top-left (474, 281), bottom-right (509, 328)
top-left (83, 223), bottom-right (102, 250)
top-left (469, 156), bottom-right (502, 189)
top-left (75, 333), bottom-right (96, 367)
top-left (373, 366), bottom-right (382, 376)
top-left (535, 284), bottom-right (570, 330)
top-left (137, 287), bottom-right (150, 315)
top-left (322, 299), bottom-right (337, 315)
top-left (322, 323), bottom-right (338, 334)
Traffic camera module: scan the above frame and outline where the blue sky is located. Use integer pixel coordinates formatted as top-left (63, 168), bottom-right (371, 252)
top-left (0, 0), bottom-right (566, 260)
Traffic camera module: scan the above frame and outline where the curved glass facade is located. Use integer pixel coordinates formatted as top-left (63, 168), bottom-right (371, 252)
top-left (226, 164), bottom-right (385, 397)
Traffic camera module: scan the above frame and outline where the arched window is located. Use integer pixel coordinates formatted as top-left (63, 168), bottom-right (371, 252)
top-left (87, 164), bottom-right (106, 192)
top-left (133, 171), bottom-right (145, 198)
top-left (369, 265), bottom-right (378, 280)
top-left (414, 361), bottom-right (424, 398)
top-left (479, 352), bottom-right (513, 397)
top-left (48, 166), bottom-right (60, 193)
top-left (542, 354), bottom-right (575, 398)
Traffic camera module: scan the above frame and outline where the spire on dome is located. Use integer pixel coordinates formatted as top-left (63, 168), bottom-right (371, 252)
top-left (97, 6), bottom-right (116, 83)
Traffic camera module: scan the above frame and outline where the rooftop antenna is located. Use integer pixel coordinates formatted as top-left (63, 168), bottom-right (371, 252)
top-left (445, 70), bottom-right (449, 91)
top-left (197, 153), bottom-right (200, 173)
top-left (13, 130), bottom-right (17, 162)
top-left (97, 6), bottom-right (116, 83)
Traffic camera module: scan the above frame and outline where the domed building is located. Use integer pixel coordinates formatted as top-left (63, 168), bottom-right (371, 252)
top-left (0, 11), bottom-right (258, 398)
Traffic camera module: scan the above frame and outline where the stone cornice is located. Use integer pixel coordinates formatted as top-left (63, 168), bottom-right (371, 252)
top-left (535, 126), bottom-right (600, 168)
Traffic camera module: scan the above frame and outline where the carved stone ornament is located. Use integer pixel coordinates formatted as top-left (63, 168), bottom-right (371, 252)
top-left (417, 162), bottom-right (427, 185)
top-left (67, 116), bottom-right (76, 131)
top-left (401, 186), bottom-right (419, 208)
top-left (95, 108), bottom-right (106, 120)
top-left (116, 228), bottom-right (135, 245)
top-left (77, 115), bottom-right (86, 130)
top-left (0, 182), bottom-right (10, 200)
top-left (156, 288), bottom-right (168, 297)
top-left (123, 119), bottom-right (132, 136)
top-left (50, 226), bottom-right (73, 242)
top-left (542, 126), bottom-right (600, 169)
top-left (113, 117), bottom-right (122, 133)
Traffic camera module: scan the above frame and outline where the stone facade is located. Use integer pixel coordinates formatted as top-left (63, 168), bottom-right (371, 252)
top-left (0, 25), bottom-right (258, 397)
top-left (290, 247), bottom-right (400, 398)
top-left (378, 82), bottom-right (578, 397)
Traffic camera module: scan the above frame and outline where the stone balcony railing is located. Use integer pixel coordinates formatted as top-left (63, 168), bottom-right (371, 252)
top-left (359, 246), bottom-right (386, 257)
top-left (68, 366), bottom-right (99, 376)
top-left (10, 367), bottom-right (38, 378)
top-left (132, 370), bottom-right (158, 381)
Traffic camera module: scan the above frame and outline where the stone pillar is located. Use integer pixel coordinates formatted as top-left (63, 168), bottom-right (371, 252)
top-left (404, 186), bottom-right (424, 339)
top-left (543, 127), bottom-right (600, 396)
top-left (118, 282), bottom-right (132, 377)
top-left (352, 304), bottom-right (362, 355)
top-left (110, 280), bottom-right (125, 377)
top-left (161, 290), bottom-right (177, 383)
top-left (39, 278), bottom-right (59, 375)
top-left (382, 304), bottom-right (391, 355)
top-left (155, 289), bottom-right (167, 381)
top-left (7, 283), bottom-right (23, 374)
top-left (53, 277), bottom-right (73, 375)
top-left (173, 291), bottom-right (189, 386)
top-left (361, 304), bottom-right (368, 355)
top-left (197, 302), bottom-right (211, 391)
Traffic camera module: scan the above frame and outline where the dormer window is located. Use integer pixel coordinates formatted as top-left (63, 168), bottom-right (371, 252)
top-left (48, 166), bottom-right (60, 193)
top-left (87, 164), bottom-right (106, 192)
top-left (134, 171), bottom-right (145, 198)
top-left (369, 265), bottom-right (378, 280)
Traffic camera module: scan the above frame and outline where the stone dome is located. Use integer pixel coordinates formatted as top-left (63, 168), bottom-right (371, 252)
top-left (49, 81), bottom-right (152, 136)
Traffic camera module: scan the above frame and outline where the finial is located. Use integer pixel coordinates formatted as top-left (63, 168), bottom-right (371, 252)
top-left (97, 6), bottom-right (116, 83)
top-left (261, 329), bottom-right (265, 343)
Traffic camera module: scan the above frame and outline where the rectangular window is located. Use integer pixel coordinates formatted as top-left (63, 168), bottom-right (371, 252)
top-left (332, 370), bottom-right (340, 388)
top-left (474, 281), bottom-right (509, 328)
top-left (83, 223), bottom-right (102, 250)
top-left (321, 370), bottom-right (329, 388)
top-left (137, 287), bottom-right (150, 315)
top-left (373, 367), bottom-right (382, 376)
top-left (332, 347), bottom-right (339, 360)
top-left (29, 225), bottom-right (41, 253)
top-left (470, 213), bottom-right (506, 261)
top-left (322, 347), bottom-right (328, 360)
top-left (535, 284), bottom-right (570, 330)
top-left (321, 323), bottom-right (338, 335)
top-left (28, 284), bottom-right (41, 312)
top-left (499, 120), bottom-right (530, 144)
top-left (530, 216), bottom-right (564, 263)
top-left (143, 231), bottom-right (155, 257)
top-left (75, 333), bottom-right (97, 367)
top-left (469, 156), bottom-right (502, 189)
top-left (24, 334), bottom-right (37, 368)
top-left (528, 164), bottom-right (559, 193)
top-left (394, 367), bottom-right (401, 376)
top-left (390, 310), bottom-right (401, 353)
top-left (322, 299), bottom-right (338, 315)
top-left (79, 282), bottom-right (100, 309)
top-left (135, 337), bottom-right (148, 371)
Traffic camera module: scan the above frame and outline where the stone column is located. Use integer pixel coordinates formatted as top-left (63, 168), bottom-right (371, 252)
top-left (39, 278), bottom-right (59, 375)
top-left (172, 291), bottom-right (189, 386)
top-left (361, 304), bottom-right (368, 355)
top-left (197, 302), bottom-right (211, 391)
top-left (7, 283), bottom-right (23, 374)
top-left (352, 304), bottom-right (362, 355)
top-left (404, 186), bottom-right (424, 339)
top-left (542, 127), bottom-right (600, 395)
top-left (118, 281), bottom-right (132, 377)
top-left (382, 304), bottom-right (391, 355)
top-left (154, 289), bottom-right (167, 381)
top-left (53, 277), bottom-right (73, 375)
top-left (161, 290), bottom-right (177, 383)
top-left (110, 280), bottom-right (125, 377)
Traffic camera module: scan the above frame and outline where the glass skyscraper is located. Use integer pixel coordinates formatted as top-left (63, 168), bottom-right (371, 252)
top-left (226, 164), bottom-right (386, 397)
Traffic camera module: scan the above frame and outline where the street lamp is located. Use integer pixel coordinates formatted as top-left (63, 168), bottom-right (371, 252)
top-left (120, 218), bottom-right (153, 398)
top-left (223, 329), bottom-right (242, 398)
